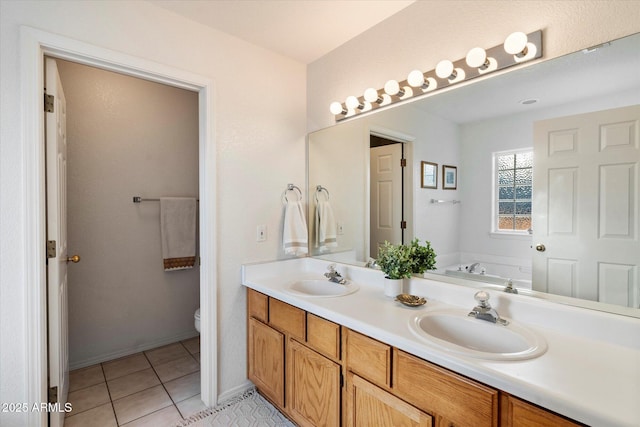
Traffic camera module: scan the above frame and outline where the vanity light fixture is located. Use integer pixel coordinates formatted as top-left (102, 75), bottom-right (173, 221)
top-left (466, 47), bottom-right (490, 70)
top-left (329, 30), bottom-right (543, 121)
top-left (504, 32), bottom-right (529, 57)
top-left (435, 60), bottom-right (457, 80)
top-left (329, 101), bottom-right (347, 115)
top-left (384, 79), bottom-right (405, 97)
top-left (407, 70), bottom-right (429, 89)
top-left (364, 87), bottom-right (384, 104)
top-left (345, 95), bottom-right (365, 110)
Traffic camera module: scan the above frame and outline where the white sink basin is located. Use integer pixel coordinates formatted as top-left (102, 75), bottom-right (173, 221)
top-left (409, 309), bottom-right (547, 361)
top-left (285, 279), bottom-right (359, 298)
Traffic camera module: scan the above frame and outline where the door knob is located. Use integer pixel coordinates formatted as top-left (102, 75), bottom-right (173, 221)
top-left (67, 255), bottom-right (81, 263)
top-left (535, 244), bottom-right (546, 252)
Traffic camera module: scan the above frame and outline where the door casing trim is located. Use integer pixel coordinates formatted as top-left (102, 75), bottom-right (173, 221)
top-left (20, 26), bottom-right (217, 425)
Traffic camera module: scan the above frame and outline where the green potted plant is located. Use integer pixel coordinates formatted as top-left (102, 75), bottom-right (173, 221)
top-left (376, 239), bottom-right (437, 297)
top-left (408, 238), bottom-right (437, 274)
top-left (376, 241), bottom-right (413, 297)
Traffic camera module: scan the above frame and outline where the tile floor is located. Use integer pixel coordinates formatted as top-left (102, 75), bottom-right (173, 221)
top-left (65, 337), bottom-right (204, 427)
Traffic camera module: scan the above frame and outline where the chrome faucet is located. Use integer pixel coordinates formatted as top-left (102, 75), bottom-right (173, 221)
top-left (364, 258), bottom-right (377, 269)
top-left (467, 262), bottom-right (481, 273)
top-left (324, 264), bottom-right (347, 285)
top-left (468, 291), bottom-right (509, 326)
top-left (504, 279), bottom-right (518, 294)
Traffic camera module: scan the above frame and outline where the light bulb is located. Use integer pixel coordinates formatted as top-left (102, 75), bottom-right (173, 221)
top-left (407, 70), bottom-right (429, 89)
top-left (364, 88), bottom-right (382, 104)
top-left (504, 32), bottom-right (528, 57)
top-left (384, 79), bottom-right (404, 97)
top-left (345, 96), bottom-right (363, 110)
top-left (465, 47), bottom-right (489, 69)
top-left (435, 60), bottom-right (456, 80)
top-left (329, 101), bottom-right (346, 115)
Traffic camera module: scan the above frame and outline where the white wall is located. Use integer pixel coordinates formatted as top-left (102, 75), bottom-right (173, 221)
top-left (307, 1), bottom-right (640, 131)
top-left (0, 1), bottom-right (305, 424)
top-left (56, 60), bottom-right (200, 368)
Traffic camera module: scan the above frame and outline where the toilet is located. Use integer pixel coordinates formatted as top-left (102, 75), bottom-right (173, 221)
top-left (194, 308), bottom-right (201, 333)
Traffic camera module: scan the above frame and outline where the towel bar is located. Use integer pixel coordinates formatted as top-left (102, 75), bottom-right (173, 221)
top-left (133, 196), bottom-right (199, 203)
top-left (315, 185), bottom-right (330, 203)
top-left (282, 184), bottom-right (303, 203)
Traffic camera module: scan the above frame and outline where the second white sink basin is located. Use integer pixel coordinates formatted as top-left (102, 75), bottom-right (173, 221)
top-left (285, 279), bottom-right (359, 298)
top-left (409, 309), bottom-right (547, 361)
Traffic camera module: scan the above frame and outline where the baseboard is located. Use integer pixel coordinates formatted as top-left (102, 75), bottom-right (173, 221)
top-left (217, 380), bottom-right (254, 405)
top-left (69, 330), bottom-right (200, 370)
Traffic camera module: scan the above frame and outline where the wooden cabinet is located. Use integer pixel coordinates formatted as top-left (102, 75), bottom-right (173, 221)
top-left (500, 394), bottom-right (583, 427)
top-left (287, 338), bottom-right (341, 427)
top-left (346, 372), bottom-right (432, 427)
top-left (393, 349), bottom-right (498, 427)
top-left (247, 317), bottom-right (284, 407)
top-left (247, 288), bottom-right (582, 427)
top-left (247, 289), bottom-right (342, 424)
top-left (345, 329), bottom-right (392, 389)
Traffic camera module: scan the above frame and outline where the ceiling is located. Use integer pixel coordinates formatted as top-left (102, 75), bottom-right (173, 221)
top-left (148, 0), bottom-right (415, 64)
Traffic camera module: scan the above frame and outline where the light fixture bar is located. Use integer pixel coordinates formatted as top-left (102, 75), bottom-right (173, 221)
top-left (331, 30), bottom-right (542, 121)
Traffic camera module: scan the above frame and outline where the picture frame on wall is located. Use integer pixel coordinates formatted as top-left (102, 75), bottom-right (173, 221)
top-left (443, 164), bottom-right (457, 190)
top-left (421, 161), bottom-right (438, 189)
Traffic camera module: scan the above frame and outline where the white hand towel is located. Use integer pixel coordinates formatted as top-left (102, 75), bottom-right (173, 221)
top-left (316, 199), bottom-right (337, 251)
top-left (161, 197), bottom-right (197, 271)
top-left (283, 200), bottom-right (308, 256)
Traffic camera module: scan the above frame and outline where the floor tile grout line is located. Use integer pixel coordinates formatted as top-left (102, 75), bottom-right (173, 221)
top-left (100, 362), bottom-right (121, 427)
top-left (67, 338), bottom-right (202, 425)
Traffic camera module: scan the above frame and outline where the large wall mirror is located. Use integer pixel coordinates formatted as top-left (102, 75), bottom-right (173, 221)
top-left (308, 32), bottom-right (640, 318)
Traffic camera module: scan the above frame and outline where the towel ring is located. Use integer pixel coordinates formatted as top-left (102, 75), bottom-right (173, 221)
top-left (282, 184), bottom-right (303, 204)
top-left (315, 185), bottom-right (330, 203)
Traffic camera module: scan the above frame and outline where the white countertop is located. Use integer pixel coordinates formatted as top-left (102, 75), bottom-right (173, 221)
top-left (242, 258), bottom-right (640, 427)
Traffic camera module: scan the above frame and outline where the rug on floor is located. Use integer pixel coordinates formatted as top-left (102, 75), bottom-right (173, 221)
top-left (175, 388), bottom-right (295, 427)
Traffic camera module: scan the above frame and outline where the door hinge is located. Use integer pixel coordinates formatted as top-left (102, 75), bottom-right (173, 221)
top-left (44, 93), bottom-right (55, 113)
top-left (400, 221), bottom-right (407, 229)
top-left (48, 386), bottom-right (58, 403)
top-left (47, 240), bottom-right (57, 259)
top-left (400, 158), bottom-right (407, 167)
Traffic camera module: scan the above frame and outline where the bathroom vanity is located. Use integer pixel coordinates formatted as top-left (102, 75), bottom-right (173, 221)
top-left (242, 258), bottom-right (640, 427)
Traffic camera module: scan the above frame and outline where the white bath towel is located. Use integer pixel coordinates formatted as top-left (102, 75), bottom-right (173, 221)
top-left (283, 200), bottom-right (308, 256)
top-left (315, 199), bottom-right (337, 251)
top-left (160, 197), bottom-right (197, 271)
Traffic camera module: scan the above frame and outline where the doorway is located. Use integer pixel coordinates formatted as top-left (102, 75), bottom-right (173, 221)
top-left (369, 135), bottom-right (406, 257)
top-left (21, 27), bottom-right (217, 426)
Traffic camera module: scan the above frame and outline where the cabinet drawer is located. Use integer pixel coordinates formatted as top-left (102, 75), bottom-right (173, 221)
top-left (393, 349), bottom-right (498, 427)
top-left (307, 313), bottom-right (341, 361)
top-left (247, 289), bottom-right (268, 322)
top-left (269, 298), bottom-right (306, 340)
top-left (346, 329), bottom-right (391, 388)
top-left (500, 394), bottom-right (582, 427)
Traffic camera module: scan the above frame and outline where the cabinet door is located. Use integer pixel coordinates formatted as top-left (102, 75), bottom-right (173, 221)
top-left (287, 338), bottom-right (341, 427)
top-left (393, 349), bottom-right (498, 427)
top-left (500, 394), bottom-right (582, 427)
top-left (248, 317), bottom-right (285, 408)
top-left (346, 372), bottom-right (432, 427)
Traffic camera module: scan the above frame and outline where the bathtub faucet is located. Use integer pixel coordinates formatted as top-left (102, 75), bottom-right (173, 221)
top-left (467, 262), bottom-right (481, 273)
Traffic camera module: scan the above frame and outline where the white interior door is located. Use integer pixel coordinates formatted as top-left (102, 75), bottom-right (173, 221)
top-left (533, 105), bottom-right (640, 307)
top-left (46, 57), bottom-right (70, 426)
top-left (370, 143), bottom-right (403, 257)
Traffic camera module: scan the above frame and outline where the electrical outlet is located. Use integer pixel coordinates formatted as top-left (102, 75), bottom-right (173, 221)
top-left (337, 222), bottom-right (344, 235)
top-left (256, 225), bottom-right (267, 242)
